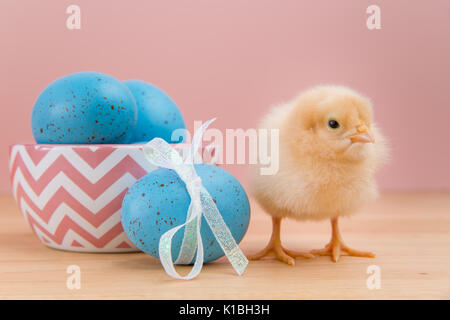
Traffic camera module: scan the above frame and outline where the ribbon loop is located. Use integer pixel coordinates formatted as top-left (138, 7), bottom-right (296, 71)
top-left (143, 118), bottom-right (248, 279)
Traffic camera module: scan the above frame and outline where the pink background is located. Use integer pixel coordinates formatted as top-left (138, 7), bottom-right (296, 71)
top-left (1, 0), bottom-right (449, 193)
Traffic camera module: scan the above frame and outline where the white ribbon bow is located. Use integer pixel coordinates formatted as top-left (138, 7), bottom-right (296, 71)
top-left (143, 118), bottom-right (248, 280)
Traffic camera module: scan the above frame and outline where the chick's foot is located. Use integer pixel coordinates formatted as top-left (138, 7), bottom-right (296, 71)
top-left (248, 241), bottom-right (314, 266)
top-left (247, 217), bottom-right (314, 266)
top-left (311, 217), bottom-right (375, 262)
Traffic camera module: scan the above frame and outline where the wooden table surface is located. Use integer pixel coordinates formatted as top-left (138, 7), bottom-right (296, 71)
top-left (0, 192), bottom-right (449, 300)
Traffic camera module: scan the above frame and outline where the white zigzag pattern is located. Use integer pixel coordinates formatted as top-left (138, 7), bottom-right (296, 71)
top-left (9, 145), bottom-right (157, 183)
top-left (9, 143), bottom-right (211, 252)
top-left (15, 172), bottom-right (139, 252)
top-left (13, 168), bottom-right (137, 211)
top-left (20, 198), bottom-right (122, 236)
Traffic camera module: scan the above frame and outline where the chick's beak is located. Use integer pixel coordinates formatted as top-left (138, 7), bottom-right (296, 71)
top-left (349, 124), bottom-right (375, 144)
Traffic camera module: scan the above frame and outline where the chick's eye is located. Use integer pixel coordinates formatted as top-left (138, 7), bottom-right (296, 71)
top-left (328, 119), bottom-right (340, 129)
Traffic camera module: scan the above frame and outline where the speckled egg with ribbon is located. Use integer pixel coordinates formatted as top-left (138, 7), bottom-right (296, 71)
top-left (121, 164), bottom-right (250, 263)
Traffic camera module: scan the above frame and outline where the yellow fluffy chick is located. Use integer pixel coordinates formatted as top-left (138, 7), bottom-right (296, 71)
top-left (249, 85), bottom-right (388, 265)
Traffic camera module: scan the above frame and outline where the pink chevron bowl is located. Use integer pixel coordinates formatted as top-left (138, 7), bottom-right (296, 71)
top-left (9, 143), bottom-right (217, 253)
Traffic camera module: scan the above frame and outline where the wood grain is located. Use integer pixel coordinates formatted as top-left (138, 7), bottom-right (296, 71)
top-left (0, 192), bottom-right (449, 300)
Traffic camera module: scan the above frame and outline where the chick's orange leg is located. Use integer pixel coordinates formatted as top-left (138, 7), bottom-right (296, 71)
top-left (247, 217), bottom-right (314, 266)
top-left (311, 217), bottom-right (375, 262)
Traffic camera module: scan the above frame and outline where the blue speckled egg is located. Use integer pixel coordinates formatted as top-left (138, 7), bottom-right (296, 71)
top-left (121, 164), bottom-right (250, 263)
top-left (123, 80), bottom-right (186, 143)
top-left (31, 72), bottom-right (137, 144)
